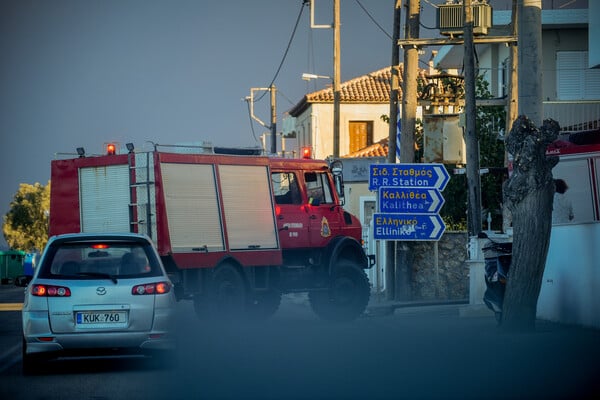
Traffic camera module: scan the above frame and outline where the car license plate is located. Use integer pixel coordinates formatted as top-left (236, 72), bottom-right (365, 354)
top-left (76, 311), bottom-right (128, 326)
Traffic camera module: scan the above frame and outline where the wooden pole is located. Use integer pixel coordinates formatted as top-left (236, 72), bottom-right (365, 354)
top-left (333, 0), bottom-right (341, 158)
top-left (395, 0), bottom-right (420, 301)
top-left (464, 0), bottom-right (482, 237)
top-left (385, 0), bottom-right (402, 301)
top-left (270, 84), bottom-right (277, 154)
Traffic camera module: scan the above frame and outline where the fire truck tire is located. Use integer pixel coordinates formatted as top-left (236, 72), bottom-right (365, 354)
top-left (211, 263), bottom-right (247, 316)
top-left (308, 262), bottom-right (370, 321)
top-left (246, 289), bottom-right (282, 320)
top-left (194, 263), bottom-right (247, 320)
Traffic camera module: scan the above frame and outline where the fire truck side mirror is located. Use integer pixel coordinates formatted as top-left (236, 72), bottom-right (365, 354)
top-left (330, 160), bottom-right (345, 206)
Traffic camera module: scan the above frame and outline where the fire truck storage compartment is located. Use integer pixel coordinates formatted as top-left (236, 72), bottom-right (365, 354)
top-left (160, 163), bottom-right (224, 252)
top-left (160, 162), bottom-right (279, 252)
top-left (79, 165), bottom-right (130, 233)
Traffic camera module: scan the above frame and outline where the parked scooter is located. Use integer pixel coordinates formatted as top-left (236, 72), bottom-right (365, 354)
top-left (481, 233), bottom-right (512, 323)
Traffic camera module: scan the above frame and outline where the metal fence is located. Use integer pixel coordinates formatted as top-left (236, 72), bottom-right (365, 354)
top-left (544, 101), bottom-right (600, 132)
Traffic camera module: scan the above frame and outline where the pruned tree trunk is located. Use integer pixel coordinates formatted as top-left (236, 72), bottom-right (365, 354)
top-left (502, 116), bottom-right (559, 331)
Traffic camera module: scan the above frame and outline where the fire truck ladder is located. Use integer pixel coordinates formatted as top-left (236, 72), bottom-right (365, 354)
top-left (128, 151), bottom-right (155, 239)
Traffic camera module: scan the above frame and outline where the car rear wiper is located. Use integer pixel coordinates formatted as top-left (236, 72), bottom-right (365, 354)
top-left (75, 272), bottom-right (118, 284)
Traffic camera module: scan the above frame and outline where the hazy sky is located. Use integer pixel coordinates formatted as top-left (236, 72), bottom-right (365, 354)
top-left (0, 0), bottom-right (518, 248)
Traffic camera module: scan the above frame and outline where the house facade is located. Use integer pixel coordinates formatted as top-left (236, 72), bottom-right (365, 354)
top-left (434, 6), bottom-right (600, 132)
top-left (284, 67), bottom-right (399, 160)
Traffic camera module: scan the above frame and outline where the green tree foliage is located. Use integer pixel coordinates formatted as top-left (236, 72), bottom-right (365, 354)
top-left (475, 77), bottom-right (507, 231)
top-left (3, 182), bottom-right (51, 252)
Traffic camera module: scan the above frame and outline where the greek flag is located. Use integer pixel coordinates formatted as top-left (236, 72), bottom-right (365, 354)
top-left (396, 118), bottom-right (401, 162)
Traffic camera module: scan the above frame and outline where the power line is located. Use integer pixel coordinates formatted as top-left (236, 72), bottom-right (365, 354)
top-left (354, 0), bottom-right (430, 70)
top-left (255, 1), bottom-right (307, 103)
top-left (278, 89), bottom-right (296, 107)
top-left (247, 1), bottom-right (307, 142)
top-left (354, 0), bottom-right (392, 40)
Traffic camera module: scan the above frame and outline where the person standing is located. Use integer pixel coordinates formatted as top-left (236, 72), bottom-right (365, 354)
top-left (552, 179), bottom-right (574, 224)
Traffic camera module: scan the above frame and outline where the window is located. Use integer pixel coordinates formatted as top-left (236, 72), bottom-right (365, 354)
top-left (349, 121), bottom-right (373, 154)
top-left (557, 51), bottom-right (600, 100)
top-left (40, 242), bottom-right (162, 279)
top-left (305, 172), bottom-right (334, 205)
top-left (272, 172), bottom-right (301, 204)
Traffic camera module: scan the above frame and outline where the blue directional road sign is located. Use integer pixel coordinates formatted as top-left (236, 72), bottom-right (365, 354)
top-left (378, 187), bottom-right (445, 214)
top-left (373, 213), bottom-right (446, 241)
top-left (369, 163), bottom-right (450, 191)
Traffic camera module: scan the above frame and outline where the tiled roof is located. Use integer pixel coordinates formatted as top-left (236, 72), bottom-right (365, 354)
top-left (288, 66), bottom-right (404, 116)
top-left (342, 138), bottom-right (389, 158)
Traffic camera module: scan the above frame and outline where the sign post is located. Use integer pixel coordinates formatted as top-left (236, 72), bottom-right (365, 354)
top-left (370, 163), bottom-right (449, 241)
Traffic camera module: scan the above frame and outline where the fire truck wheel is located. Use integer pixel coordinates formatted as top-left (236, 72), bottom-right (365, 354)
top-left (209, 263), bottom-right (247, 319)
top-left (246, 289), bottom-right (282, 320)
top-left (308, 263), bottom-right (370, 321)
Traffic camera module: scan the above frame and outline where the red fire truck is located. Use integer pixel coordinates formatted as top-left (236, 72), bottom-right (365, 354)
top-left (49, 143), bottom-right (373, 321)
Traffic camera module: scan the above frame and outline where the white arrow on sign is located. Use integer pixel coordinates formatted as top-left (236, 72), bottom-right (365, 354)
top-left (430, 215), bottom-right (443, 238)
top-left (433, 165), bottom-right (447, 190)
top-left (427, 189), bottom-right (443, 213)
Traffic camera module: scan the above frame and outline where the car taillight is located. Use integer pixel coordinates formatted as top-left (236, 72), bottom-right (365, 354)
top-left (31, 284), bottom-right (71, 297)
top-left (132, 281), bottom-right (171, 295)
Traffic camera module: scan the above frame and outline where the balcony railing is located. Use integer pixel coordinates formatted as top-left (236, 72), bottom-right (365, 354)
top-left (543, 101), bottom-right (600, 132)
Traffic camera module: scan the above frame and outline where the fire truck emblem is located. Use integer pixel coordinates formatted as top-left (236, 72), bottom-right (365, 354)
top-left (321, 216), bottom-right (331, 238)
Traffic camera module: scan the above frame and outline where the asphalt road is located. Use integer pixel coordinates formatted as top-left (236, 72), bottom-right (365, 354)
top-left (1, 284), bottom-right (599, 399)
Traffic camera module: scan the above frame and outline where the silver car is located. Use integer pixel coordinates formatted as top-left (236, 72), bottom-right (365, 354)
top-left (20, 233), bottom-right (176, 374)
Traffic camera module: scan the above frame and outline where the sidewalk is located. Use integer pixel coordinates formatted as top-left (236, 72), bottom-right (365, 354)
top-left (366, 297), bottom-right (472, 316)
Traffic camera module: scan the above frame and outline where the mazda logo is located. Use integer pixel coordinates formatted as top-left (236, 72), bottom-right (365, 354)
top-left (96, 287), bottom-right (107, 295)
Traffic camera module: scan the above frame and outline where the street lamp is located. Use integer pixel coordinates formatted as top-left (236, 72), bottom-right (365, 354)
top-left (302, 72), bottom-right (339, 158)
top-left (302, 73), bottom-right (331, 81)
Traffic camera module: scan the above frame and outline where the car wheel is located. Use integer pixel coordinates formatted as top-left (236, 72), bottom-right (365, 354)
top-left (309, 262), bottom-right (370, 322)
top-left (22, 337), bottom-right (44, 376)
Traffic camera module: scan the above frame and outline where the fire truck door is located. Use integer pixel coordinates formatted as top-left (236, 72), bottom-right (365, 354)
top-left (272, 172), bottom-right (310, 248)
top-left (305, 171), bottom-right (341, 247)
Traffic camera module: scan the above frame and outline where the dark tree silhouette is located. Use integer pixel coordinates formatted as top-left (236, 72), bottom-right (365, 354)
top-left (502, 116), bottom-right (559, 331)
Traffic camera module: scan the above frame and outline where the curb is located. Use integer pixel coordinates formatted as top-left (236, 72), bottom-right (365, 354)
top-left (366, 299), bottom-right (470, 317)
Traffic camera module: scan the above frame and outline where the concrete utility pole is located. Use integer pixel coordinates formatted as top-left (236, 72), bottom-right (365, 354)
top-left (501, 0), bottom-right (552, 332)
top-left (518, 0), bottom-right (542, 125)
top-left (333, 0), bottom-right (341, 157)
top-left (395, 0), bottom-right (420, 301)
top-left (385, 0), bottom-right (402, 301)
top-left (463, 0), bottom-right (482, 237)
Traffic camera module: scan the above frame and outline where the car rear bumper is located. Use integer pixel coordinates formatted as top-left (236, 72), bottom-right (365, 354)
top-left (24, 330), bottom-right (176, 355)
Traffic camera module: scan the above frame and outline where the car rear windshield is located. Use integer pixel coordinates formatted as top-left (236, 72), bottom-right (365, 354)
top-left (38, 241), bottom-right (164, 279)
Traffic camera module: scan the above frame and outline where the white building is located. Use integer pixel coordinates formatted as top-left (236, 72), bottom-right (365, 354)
top-left (436, 2), bottom-right (600, 328)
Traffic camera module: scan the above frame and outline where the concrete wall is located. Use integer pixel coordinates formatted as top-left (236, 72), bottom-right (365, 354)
top-left (402, 232), bottom-right (469, 301)
top-left (537, 222), bottom-right (600, 328)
